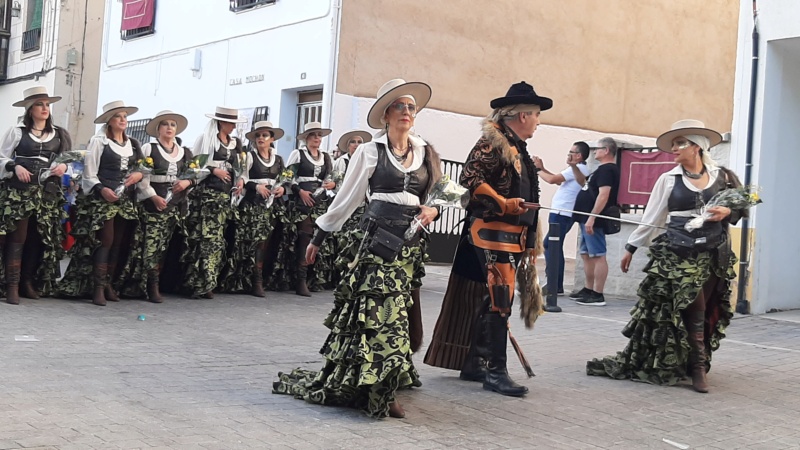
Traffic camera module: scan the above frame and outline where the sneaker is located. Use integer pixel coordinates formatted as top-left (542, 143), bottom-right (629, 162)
top-left (576, 292), bottom-right (606, 306)
top-left (569, 287), bottom-right (593, 300)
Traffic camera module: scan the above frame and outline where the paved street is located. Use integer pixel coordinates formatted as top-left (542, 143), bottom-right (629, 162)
top-left (2, 264), bottom-right (800, 449)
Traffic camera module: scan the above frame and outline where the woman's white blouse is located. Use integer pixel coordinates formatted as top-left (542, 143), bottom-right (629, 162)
top-left (82, 135), bottom-right (133, 194)
top-left (316, 133), bottom-right (427, 233)
top-left (0, 125), bottom-right (57, 179)
top-left (627, 165), bottom-right (722, 248)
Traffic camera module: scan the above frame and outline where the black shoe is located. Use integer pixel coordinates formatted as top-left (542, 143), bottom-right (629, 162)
top-left (569, 287), bottom-right (593, 300)
top-left (483, 368), bottom-right (529, 397)
top-left (576, 292), bottom-right (606, 306)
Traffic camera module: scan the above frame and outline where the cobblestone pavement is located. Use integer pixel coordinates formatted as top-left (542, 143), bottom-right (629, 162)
top-left (1, 264), bottom-right (800, 449)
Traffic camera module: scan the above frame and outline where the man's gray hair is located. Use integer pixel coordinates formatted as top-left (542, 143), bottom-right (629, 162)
top-left (488, 106), bottom-right (532, 124)
top-left (598, 137), bottom-right (618, 157)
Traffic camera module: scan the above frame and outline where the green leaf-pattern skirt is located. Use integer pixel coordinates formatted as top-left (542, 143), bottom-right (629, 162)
top-left (56, 193), bottom-right (138, 298)
top-left (0, 184), bottom-right (67, 297)
top-left (586, 234), bottom-right (736, 385)
top-left (180, 187), bottom-right (233, 297)
top-left (273, 228), bottom-right (423, 418)
top-left (218, 201), bottom-right (276, 293)
top-left (117, 205), bottom-right (184, 299)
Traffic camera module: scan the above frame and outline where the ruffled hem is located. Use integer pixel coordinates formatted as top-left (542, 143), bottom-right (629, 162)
top-left (272, 238), bottom-right (422, 418)
top-left (218, 202), bottom-right (276, 293)
top-left (180, 188), bottom-right (232, 296)
top-left (586, 234), bottom-right (736, 385)
top-left (0, 184), bottom-right (67, 296)
top-left (56, 194), bottom-right (137, 298)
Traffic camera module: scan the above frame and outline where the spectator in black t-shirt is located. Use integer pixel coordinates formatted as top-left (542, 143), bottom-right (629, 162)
top-left (569, 137), bottom-right (620, 306)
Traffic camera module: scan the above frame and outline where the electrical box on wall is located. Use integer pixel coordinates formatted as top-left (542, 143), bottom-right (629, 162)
top-left (66, 48), bottom-right (78, 66)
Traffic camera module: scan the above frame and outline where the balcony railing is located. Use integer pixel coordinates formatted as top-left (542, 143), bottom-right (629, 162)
top-left (230, 0), bottom-right (277, 13)
top-left (22, 28), bottom-right (42, 54)
top-left (121, 25), bottom-right (155, 41)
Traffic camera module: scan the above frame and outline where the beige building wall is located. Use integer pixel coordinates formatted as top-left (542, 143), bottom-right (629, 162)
top-left (51, 0), bottom-right (106, 147)
top-left (336, 0), bottom-right (738, 136)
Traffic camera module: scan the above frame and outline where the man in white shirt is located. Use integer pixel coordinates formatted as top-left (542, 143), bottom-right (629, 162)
top-left (533, 141), bottom-right (591, 295)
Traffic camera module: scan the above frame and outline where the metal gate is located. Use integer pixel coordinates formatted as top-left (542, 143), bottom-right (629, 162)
top-left (426, 159), bottom-right (467, 263)
top-left (296, 101), bottom-right (322, 147)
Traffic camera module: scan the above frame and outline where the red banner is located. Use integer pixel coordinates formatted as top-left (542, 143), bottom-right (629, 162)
top-left (618, 150), bottom-right (676, 206)
top-left (121, 0), bottom-right (154, 31)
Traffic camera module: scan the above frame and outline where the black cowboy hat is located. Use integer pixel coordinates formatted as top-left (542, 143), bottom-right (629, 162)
top-left (490, 81), bottom-right (553, 111)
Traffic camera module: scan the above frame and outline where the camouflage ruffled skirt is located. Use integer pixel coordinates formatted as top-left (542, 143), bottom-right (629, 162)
top-left (267, 197), bottom-right (331, 292)
top-left (273, 229), bottom-right (423, 418)
top-left (586, 234), bottom-right (736, 385)
top-left (180, 187), bottom-right (233, 297)
top-left (117, 205), bottom-right (184, 299)
top-left (218, 201), bottom-right (276, 293)
top-left (0, 183), bottom-right (67, 297)
top-left (56, 193), bottom-right (138, 298)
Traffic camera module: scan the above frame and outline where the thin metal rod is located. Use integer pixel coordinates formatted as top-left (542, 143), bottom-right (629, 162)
top-left (522, 203), bottom-right (667, 230)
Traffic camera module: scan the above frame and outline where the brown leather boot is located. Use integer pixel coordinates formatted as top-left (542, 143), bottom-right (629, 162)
top-left (295, 265), bottom-right (311, 297)
top-left (147, 270), bottom-right (163, 303)
top-left (408, 288), bottom-right (424, 353)
top-left (252, 243), bottom-right (266, 298)
top-left (685, 311), bottom-right (709, 393)
top-left (5, 243), bottom-right (23, 305)
top-left (20, 243), bottom-right (40, 299)
top-left (104, 262), bottom-right (120, 302)
top-left (20, 281), bottom-right (40, 299)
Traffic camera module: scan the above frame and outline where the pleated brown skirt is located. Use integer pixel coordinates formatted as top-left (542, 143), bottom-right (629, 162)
top-left (423, 272), bottom-right (487, 370)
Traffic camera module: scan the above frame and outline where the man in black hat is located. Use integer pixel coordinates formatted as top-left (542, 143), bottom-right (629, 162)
top-left (424, 81), bottom-right (549, 397)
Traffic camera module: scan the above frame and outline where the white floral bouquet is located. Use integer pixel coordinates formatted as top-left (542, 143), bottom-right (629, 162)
top-left (165, 154), bottom-right (209, 204)
top-left (685, 186), bottom-right (762, 231)
top-left (403, 175), bottom-right (469, 240)
top-left (230, 151), bottom-right (249, 207)
top-left (313, 170), bottom-right (344, 198)
top-left (264, 168), bottom-right (295, 208)
top-left (39, 150), bottom-right (87, 183)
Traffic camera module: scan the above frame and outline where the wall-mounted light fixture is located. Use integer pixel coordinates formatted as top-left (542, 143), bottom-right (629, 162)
top-left (11, 1), bottom-right (22, 18)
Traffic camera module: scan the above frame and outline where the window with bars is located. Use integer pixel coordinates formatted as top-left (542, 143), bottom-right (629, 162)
top-left (121, 0), bottom-right (156, 41)
top-left (127, 118), bottom-right (151, 144)
top-left (230, 0), bottom-right (276, 13)
top-left (22, 0), bottom-right (43, 53)
top-left (252, 106), bottom-right (269, 125)
top-left (0, 0), bottom-right (9, 79)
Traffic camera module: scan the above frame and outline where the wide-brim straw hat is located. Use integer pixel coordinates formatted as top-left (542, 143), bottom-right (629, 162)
top-left (246, 121), bottom-right (285, 141)
top-left (13, 86), bottom-right (62, 108)
top-left (205, 106), bottom-right (248, 124)
top-left (337, 130), bottom-right (372, 152)
top-left (656, 119), bottom-right (722, 152)
top-left (490, 81), bottom-right (553, 111)
top-left (367, 78), bottom-right (432, 129)
top-left (297, 121), bottom-right (332, 140)
top-left (145, 110), bottom-right (189, 137)
top-left (94, 100), bottom-right (139, 124)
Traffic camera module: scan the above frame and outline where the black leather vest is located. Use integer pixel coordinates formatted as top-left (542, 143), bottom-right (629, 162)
top-left (666, 172), bottom-right (727, 238)
top-left (296, 149), bottom-right (330, 192)
top-left (368, 143), bottom-right (429, 201)
top-left (97, 142), bottom-right (138, 190)
top-left (148, 142), bottom-right (187, 198)
top-left (667, 173), bottom-right (726, 212)
top-left (10, 131), bottom-right (62, 188)
top-left (201, 138), bottom-right (240, 192)
top-left (243, 152), bottom-right (284, 205)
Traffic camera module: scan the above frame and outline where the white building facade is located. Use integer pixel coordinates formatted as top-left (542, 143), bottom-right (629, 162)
top-left (97, 0), bottom-right (337, 158)
top-left (729, 0), bottom-right (800, 313)
top-left (0, 0), bottom-right (104, 146)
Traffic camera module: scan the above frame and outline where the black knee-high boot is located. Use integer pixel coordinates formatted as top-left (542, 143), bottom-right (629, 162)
top-left (483, 313), bottom-right (528, 397)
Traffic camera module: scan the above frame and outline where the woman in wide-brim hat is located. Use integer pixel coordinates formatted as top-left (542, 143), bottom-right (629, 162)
top-left (116, 110), bottom-right (193, 303)
top-left (0, 86), bottom-right (72, 304)
top-left (588, 119), bottom-right (746, 394)
top-left (180, 106), bottom-right (247, 299)
top-left (220, 121), bottom-right (287, 297)
top-left (57, 100), bottom-right (144, 306)
top-left (267, 121), bottom-right (336, 296)
top-left (273, 79), bottom-right (443, 419)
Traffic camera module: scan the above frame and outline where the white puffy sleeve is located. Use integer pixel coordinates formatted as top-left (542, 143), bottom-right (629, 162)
top-left (315, 144), bottom-right (377, 233)
top-left (81, 136), bottom-right (105, 193)
top-left (0, 127), bottom-right (22, 179)
top-left (627, 173), bottom-right (673, 248)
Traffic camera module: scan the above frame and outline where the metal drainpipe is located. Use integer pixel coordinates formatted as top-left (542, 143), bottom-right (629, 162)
top-left (736, 1), bottom-right (759, 315)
